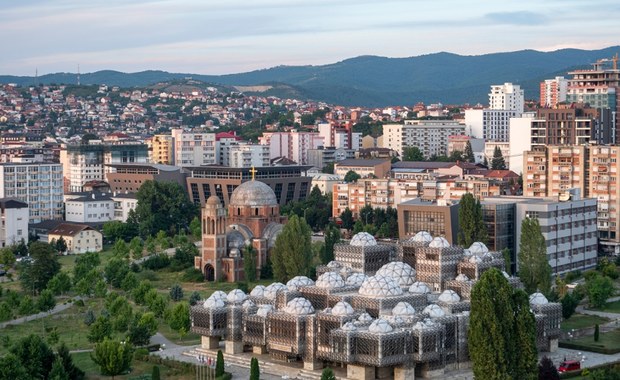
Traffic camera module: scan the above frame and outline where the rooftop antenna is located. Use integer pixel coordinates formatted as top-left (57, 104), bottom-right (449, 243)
top-left (77, 64), bottom-right (81, 85)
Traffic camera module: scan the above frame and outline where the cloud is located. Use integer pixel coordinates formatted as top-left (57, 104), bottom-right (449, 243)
top-left (483, 11), bottom-right (548, 26)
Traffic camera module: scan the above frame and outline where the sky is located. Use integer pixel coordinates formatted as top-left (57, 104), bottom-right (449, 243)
top-left (1, 0), bottom-right (619, 76)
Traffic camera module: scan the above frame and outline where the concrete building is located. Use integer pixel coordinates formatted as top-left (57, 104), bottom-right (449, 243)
top-left (523, 146), bottom-right (586, 198)
top-left (105, 163), bottom-right (187, 194)
top-left (171, 128), bottom-right (217, 167)
top-left (64, 193), bottom-right (114, 224)
top-left (588, 145), bottom-right (620, 254)
top-left (307, 147), bottom-right (355, 171)
top-left (0, 199), bottom-right (28, 247)
top-left (397, 199), bottom-right (459, 244)
top-left (311, 174), bottom-right (341, 194)
top-left (484, 141), bottom-right (510, 168)
top-left (185, 165), bottom-right (312, 207)
top-left (540, 77), bottom-right (568, 108)
top-left (259, 131), bottom-right (323, 165)
top-left (489, 83), bottom-right (524, 112)
top-left (48, 223), bottom-right (103, 254)
top-left (465, 109), bottom-right (522, 142)
top-left (150, 134), bottom-right (174, 164)
top-left (334, 159), bottom-right (391, 179)
top-left (228, 144), bottom-right (270, 168)
top-left (111, 193), bottom-right (138, 223)
top-left (0, 162), bottom-right (64, 223)
top-left (530, 106), bottom-right (597, 148)
top-left (383, 120), bottom-right (465, 159)
top-left (508, 112), bottom-right (536, 174)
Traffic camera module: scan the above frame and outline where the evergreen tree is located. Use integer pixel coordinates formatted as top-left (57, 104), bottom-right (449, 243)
top-left (90, 338), bottom-right (133, 379)
top-left (0, 353), bottom-right (29, 379)
top-left (215, 349), bottom-right (225, 377)
top-left (321, 224), bottom-right (341, 264)
top-left (343, 170), bottom-right (361, 183)
top-left (464, 140), bottom-right (475, 163)
top-left (169, 284), bottom-right (184, 301)
top-left (57, 342), bottom-right (85, 380)
top-left (340, 208), bottom-right (354, 230)
top-left (49, 357), bottom-right (69, 380)
top-left (151, 366), bottom-right (161, 380)
top-left (469, 268), bottom-right (516, 380)
top-left (271, 215), bottom-right (313, 282)
top-left (243, 244), bottom-right (257, 283)
top-left (519, 218), bottom-right (552, 294)
top-left (594, 323), bottom-right (600, 342)
top-left (491, 146), bottom-right (507, 170)
top-left (189, 291), bottom-right (201, 306)
top-left (84, 309), bottom-right (96, 326)
top-left (537, 356), bottom-right (560, 380)
top-left (457, 193), bottom-right (487, 247)
top-left (402, 146), bottom-right (425, 161)
top-left (560, 292), bottom-right (579, 319)
top-left (55, 237), bottom-right (68, 255)
top-left (250, 357), bottom-right (260, 380)
top-left (483, 156), bottom-right (489, 167)
top-left (512, 290), bottom-right (538, 380)
top-left (37, 289), bottom-right (56, 312)
top-left (88, 316), bottom-right (112, 343)
top-left (10, 334), bottom-right (55, 380)
top-left (19, 242), bottom-right (61, 294)
top-left (321, 367), bottom-right (337, 380)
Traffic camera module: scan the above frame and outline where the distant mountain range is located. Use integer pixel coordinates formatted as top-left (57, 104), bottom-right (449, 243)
top-left (2, 46), bottom-right (619, 107)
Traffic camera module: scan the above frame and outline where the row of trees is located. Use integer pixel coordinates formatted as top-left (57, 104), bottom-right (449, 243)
top-left (399, 143), bottom-right (507, 170)
top-left (339, 205), bottom-right (399, 239)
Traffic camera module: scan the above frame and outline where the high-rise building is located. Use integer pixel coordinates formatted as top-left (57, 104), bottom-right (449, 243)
top-left (151, 134), bottom-right (173, 164)
top-left (540, 77), bottom-right (568, 108)
top-left (170, 128), bottom-right (217, 167)
top-left (588, 145), bottom-right (620, 254)
top-left (466, 83), bottom-right (525, 143)
top-left (530, 106), bottom-right (597, 147)
top-left (489, 83), bottom-right (524, 112)
top-left (259, 131), bottom-right (323, 165)
top-left (0, 162), bottom-right (64, 223)
top-left (228, 144), bottom-right (270, 168)
top-left (382, 120), bottom-right (465, 159)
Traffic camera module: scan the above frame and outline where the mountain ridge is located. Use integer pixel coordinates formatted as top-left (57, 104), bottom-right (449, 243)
top-left (1, 46), bottom-right (618, 107)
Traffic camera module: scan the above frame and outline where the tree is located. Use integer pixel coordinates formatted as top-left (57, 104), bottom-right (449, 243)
top-left (129, 237), bottom-right (144, 260)
top-left (57, 342), bottom-right (85, 380)
top-left (91, 338), bottom-right (133, 379)
top-left (102, 221), bottom-right (138, 243)
top-left (128, 312), bottom-right (158, 347)
top-left (19, 242), bottom-right (60, 294)
top-left (189, 291), bottom-right (201, 306)
top-left (104, 257), bottom-right (130, 289)
top-left (132, 281), bottom-right (154, 305)
top-left (0, 247), bottom-right (16, 266)
top-left (121, 272), bottom-right (139, 292)
top-left (519, 218), bottom-right (552, 295)
top-left (168, 302), bottom-right (190, 335)
top-left (502, 248), bottom-right (513, 275)
top-left (47, 272), bottom-right (72, 296)
top-left (0, 353), bottom-right (29, 380)
top-left (88, 316), bottom-right (112, 343)
top-left (340, 208), bottom-right (354, 230)
top-left (343, 170), bottom-right (361, 183)
top-left (73, 252), bottom-right (100, 283)
top-left (169, 284), bottom-right (184, 301)
top-left (594, 323), bottom-right (600, 342)
top-left (457, 193), bottom-right (487, 247)
top-left (215, 350), bottom-right (225, 377)
top-left (537, 356), bottom-right (559, 380)
top-left (55, 237), bottom-right (68, 255)
top-left (189, 217), bottom-right (201, 240)
top-left (250, 357), bottom-right (260, 380)
top-left (49, 357), bottom-right (69, 380)
top-left (271, 215), bottom-right (313, 282)
top-left (37, 289), bottom-right (56, 312)
top-left (512, 289), bottom-right (537, 380)
top-left (18, 296), bottom-right (37, 315)
top-left (585, 273), bottom-right (614, 308)
top-left (402, 146), bottom-right (424, 161)
top-left (464, 140), bottom-right (475, 163)
top-left (84, 309), bottom-right (96, 326)
top-left (243, 245), bottom-right (257, 283)
top-left (10, 334), bottom-right (55, 380)
top-left (491, 146), bottom-right (507, 170)
top-left (151, 366), bottom-right (161, 380)
top-left (130, 180), bottom-right (198, 237)
top-left (321, 367), bottom-right (337, 380)
top-left (321, 224), bottom-right (341, 264)
top-left (560, 292), bottom-right (579, 319)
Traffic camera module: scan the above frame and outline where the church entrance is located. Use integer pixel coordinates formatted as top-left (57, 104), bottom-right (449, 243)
top-left (204, 264), bottom-right (215, 282)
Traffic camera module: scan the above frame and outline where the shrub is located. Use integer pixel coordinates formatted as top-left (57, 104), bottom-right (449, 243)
top-left (564, 270), bottom-right (582, 283)
top-left (594, 324), bottom-right (600, 342)
top-left (142, 254), bottom-right (170, 271)
top-left (182, 268), bottom-right (204, 282)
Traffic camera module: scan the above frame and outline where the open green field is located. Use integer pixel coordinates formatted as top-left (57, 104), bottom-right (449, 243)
top-left (71, 352), bottom-right (194, 380)
top-left (592, 300), bottom-right (620, 313)
top-left (561, 314), bottom-right (610, 331)
top-left (568, 328), bottom-right (620, 351)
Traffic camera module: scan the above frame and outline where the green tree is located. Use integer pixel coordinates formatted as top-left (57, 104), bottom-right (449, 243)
top-left (57, 341), bottom-right (85, 380)
top-left (469, 268), bottom-right (516, 380)
top-left (594, 323), bottom-right (600, 341)
top-left (112, 239), bottom-right (129, 258)
top-left (189, 216), bottom-right (201, 240)
top-left (502, 248), bottom-right (513, 275)
top-left (37, 289), bottom-right (56, 312)
top-left (169, 284), bottom-right (184, 301)
top-left (55, 237), bottom-right (68, 255)
top-left (402, 146), bottom-right (424, 161)
top-left (215, 350), bottom-right (225, 377)
top-left (340, 208), bottom-right (354, 230)
top-left (491, 146), bottom-right (506, 170)
top-left (167, 302), bottom-right (190, 334)
top-left (47, 272), bottom-right (72, 295)
top-left (250, 357), bottom-right (260, 380)
top-left (512, 290), bottom-right (537, 380)
top-left (586, 273), bottom-right (614, 308)
top-left (457, 193), bottom-right (487, 247)
top-left (130, 180), bottom-right (198, 237)
top-left (151, 366), bottom-right (161, 380)
top-left (127, 312), bottom-right (158, 347)
top-left (132, 280), bottom-right (154, 305)
top-left (537, 356), bottom-right (559, 380)
top-left (91, 338), bottom-right (133, 379)
top-left (560, 292), bottom-right (579, 319)
top-left (189, 291), bottom-right (201, 306)
top-left (464, 140), bottom-right (475, 163)
top-left (343, 170), bottom-right (361, 183)
top-left (10, 334), bottom-right (55, 380)
top-left (243, 245), bottom-right (257, 283)
top-left (321, 367), bottom-right (337, 380)
top-left (104, 257), bottom-right (130, 289)
top-left (271, 215), bottom-right (313, 282)
top-left (0, 353), bottom-right (29, 380)
top-left (129, 237), bottom-right (144, 259)
top-left (18, 296), bottom-right (37, 315)
top-left (321, 224), bottom-right (341, 264)
top-left (49, 357), bottom-right (69, 380)
top-left (120, 272), bottom-right (139, 292)
top-left (519, 218), bottom-right (552, 295)
top-left (73, 252), bottom-right (100, 283)
top-left (102, 221), bottom-right (138, 242)
top-left (20, 242), bottom-right (61, 294)
top-left (88, 316), bottom-right (112, 343)
top-left (0, 247), bottom-right (16, 266)
top-left (84, 309), bottom-right (96, 326)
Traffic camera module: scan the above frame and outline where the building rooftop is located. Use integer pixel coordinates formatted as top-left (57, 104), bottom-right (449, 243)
top-left (0, 198), bottom-right (28, 209)
top-left (336, 159), bottom-right (390, 167)
top-left (49, 223), bottom-right (96, 237)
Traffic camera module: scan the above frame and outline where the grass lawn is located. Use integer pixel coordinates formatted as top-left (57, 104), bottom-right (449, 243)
top-left (561, 314), bottom-right (610, 331)
top-left (71, 351), bottom-right (194, 380)
top-left (568, 328), bottom-right (620, 351)
top-left (592, 300), bottom-right (620, 313)
top-left (157, 321), bottom-right (201, 346)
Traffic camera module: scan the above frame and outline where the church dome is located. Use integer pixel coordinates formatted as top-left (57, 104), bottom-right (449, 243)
top-left (229, 180), bottom-right (278, 207)
top-left (206, 195), bottom-right (221, 206)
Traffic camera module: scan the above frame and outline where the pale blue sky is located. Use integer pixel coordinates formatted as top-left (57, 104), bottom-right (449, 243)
top-left (1, 0), bottom-right (619, 75)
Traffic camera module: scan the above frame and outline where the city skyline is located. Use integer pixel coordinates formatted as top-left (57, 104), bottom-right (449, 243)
top-left (1, 0), bottom-right (619, 76)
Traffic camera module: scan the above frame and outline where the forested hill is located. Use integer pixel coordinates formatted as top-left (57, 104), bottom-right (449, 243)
top-left (2, 46), bottom-right (618, 107)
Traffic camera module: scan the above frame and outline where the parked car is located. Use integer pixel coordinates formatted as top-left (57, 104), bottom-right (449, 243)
top-left (558, 360), bottom-right (581, 373)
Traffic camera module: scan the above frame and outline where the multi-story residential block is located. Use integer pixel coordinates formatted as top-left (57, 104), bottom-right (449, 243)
top-left (540, 77), bottom-right (568, 108)
top-left (171, 128), bottom-right (217, 166)
top-left (228, 143), bottom-right (270, 168)
top-left (64, 193), bottom-right (115, 224)
top-left (310, 173), bottom-right (341, 194)
top-left (466, 83), bottom-right (525, 143)
top-left (334, 159), bottom-right (391, 179)
top-left (0, 145), bottom-right (45, 163)
top-left (259, 131), bottom-right (323, 165)
top-left (382, 120), bottom-right (465, 159)
top-left (0, 162), bottom-right (63, 223)
top-left (530, 106), bottom-right (597, 147)
top-left (523, 146), bottom-right (585, 197)
top-left (307, 147), bottom-right (355, 170)
top-left (111, 193), bottom-right (137, 222)
top-left (489, 83), bottom-right (524, 112)
top-left (215, 132), bottom-right (241, 166)
top-left (588, 145), bottom-right (620, 254)
top-left (0, 199), bottom-right (28, 247)
top-left (150, 134), bottom-right (173, 164)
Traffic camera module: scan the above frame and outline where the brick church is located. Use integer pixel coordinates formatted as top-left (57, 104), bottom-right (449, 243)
top-left (194, 177), bottom-right (287, 282)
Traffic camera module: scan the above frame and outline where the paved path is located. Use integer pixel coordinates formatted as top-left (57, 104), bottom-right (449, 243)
top-left (0, 297), bottom-right (80, 329)
top-left (576, 295), bottom-right (620, 320)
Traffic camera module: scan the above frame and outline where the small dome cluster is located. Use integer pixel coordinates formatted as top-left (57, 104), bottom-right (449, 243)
top-left (469, 242), bottom-right (489, 255)
top-left (423, 304), bottom-right (446, 318)
top-left (346, 273), bottom-right (368, 287)
top-left (429, 237), bottom-right (450, 248)
top-left (438, 290), bottom-right (460, 304)
top-left (376, 262), bottom-right (416, 287)
top-left (250, 285), bottom-right (266, 297)
top-left (410, 231), bottom-right (433, 243)
top-left (350, 232), bottom-right (377, 247)
top-left (284, 297), bottom-right (315, 316)
top-left (368, 318), bottom-right (394, 333)
top-left (359, 275), bottom-right (403, 298)
top-left (409, 281), bottom-right (431, 294)
top-left (264, 283), bottom-right (286, 299)
top-left (331, 301), bottom-right (355, 316)
top-left (392, 302), bottom-right (416, 316)
top-left (316, 272), bottom-right (345, 289)
top-left (286, 276), bottom-right (314, 291)
top-left (227, 289), bottom-right (247, 304)
top-left (529, 292), bottom-right (549, 305)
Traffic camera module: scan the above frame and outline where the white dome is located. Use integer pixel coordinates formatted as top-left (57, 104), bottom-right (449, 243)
top-left (377, 262), bottom-right (416, 287)
top-left (358, 312), bottom-right (373, 323)
top-left (438, 290), bottom-right (461, 303)
top-left (368, 318), bottom-right (394, 333)
top-left (529, 292), bottom-right (549, 305)
top-left (350, 232), bottom-right (377, 247)
top-left (359, 275), bottom-right (404, 297)
top-left (468, 255), bottom-right (482, 264)
top-left (469, 242), bottom-right (489, 255)
top-left (386, 315), bottom-right (405, 325)
top-left (286, 276), bottom-right (314, 291)
top-left (316, 272), bottom-right (346, 289)
top-left (242, 299), bottom-right (256, 309)
top-left (327, 260), bottom-right (342, 269)
top-left (339, 266), bottom-right (352, 278)
top-left (423, 304), bottom-right (446, 318)
top-left (346, 273), bottom-right (368, 287)
top-left (227, 289), bottom-right (247, 304)
top-left (392, 302), bottom-right (416, 316)
top-left (463, 249), bottom-right (472, 256)
top-left (455, 273), bottom-right (470, 282)
top-left (341, 322), bottom-right (357, 331)
top-left (481, 252), bottom-right (493, 262)
top-left (210, 290), bottom-right (228, 301)
top-left (284, 297), bottom-right (315, 316)
top-left (250, 285), bottom-right (266, 297)
top-left (409, 281), bottom-right (431, 294)
top-left (203, 297), bottom-right (226, 309)
top-left (256, 304), bottom-right (274, 317)
top-left (410, 231), bottom-right (433, 243)
top-left (413, 321), bottom-right (428, 330)
top-left (331, 301), bottom-right (355, 316)
top-left (429, 237), bottom-right (450, 248)
top-left (264, 283), bottom-right (287, 299)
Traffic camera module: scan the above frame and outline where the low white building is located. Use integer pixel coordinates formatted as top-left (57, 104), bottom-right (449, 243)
top-left (65, 193), bottom-right (115, 223)
top-left (0, 199), bottom-right (28, 247)
top-left (111, 193), bottom-right (137, 222)
top-left (311, 173), bottom-right (341, 194)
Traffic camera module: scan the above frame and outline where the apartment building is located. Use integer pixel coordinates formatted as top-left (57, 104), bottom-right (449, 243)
top-left (171, 128), bottom-right (217, 166)
top-left (489, 83), bottom-right (524, 112)
top-left (589, 145), bottom-right (620, 254)
top-left (530, 106), bottom-right (597, 148)
top-left (540, 77), bottom-right (568, 108)
top-left (150, 134), bottom-right (173, 164)
top-left (259, 131), bottom-right (323, 165)
top-left (64, 193), bottom-right (115, 224)
top-left (382, 120), bottom-right (465, 159)
top-left (0, 162), bottom-right (63, 223)
top-left (334, 159), bottom-right (391, 179)
top-left (228, 144), bottom-right (270, 168)
top-left (0, 199), bottom-right (28, 247)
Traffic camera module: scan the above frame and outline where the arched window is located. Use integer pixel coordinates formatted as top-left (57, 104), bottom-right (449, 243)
top-left (211, 219), bottom-right (215, 235)
top-left (255, 208), bottom-right (259, 216)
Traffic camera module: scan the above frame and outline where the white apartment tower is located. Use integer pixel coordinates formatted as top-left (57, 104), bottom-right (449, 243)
top-left (489, 83), bottom-right (524, 112)
top-left (382, 120), bottom-right (465, 159)
top-left (171, 128), bottom-right (217, 167)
